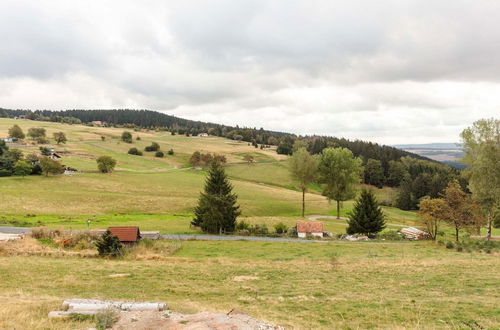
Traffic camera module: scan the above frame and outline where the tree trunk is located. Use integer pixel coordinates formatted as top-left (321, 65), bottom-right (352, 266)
top-left (301, 188), bottom-right (305, 218)
top-left (336, 200), bottom-right (340, 219)
top-left (455, 227), bottom-right (459, 242)
top-left (487, 212), bottom-right (492, 241)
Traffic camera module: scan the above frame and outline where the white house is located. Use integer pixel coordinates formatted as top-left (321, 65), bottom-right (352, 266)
top-left (297, 222), bottom-right (324, 238)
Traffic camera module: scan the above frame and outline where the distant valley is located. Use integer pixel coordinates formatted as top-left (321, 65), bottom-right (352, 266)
top-left (393, 143), bottom-right (466, 168)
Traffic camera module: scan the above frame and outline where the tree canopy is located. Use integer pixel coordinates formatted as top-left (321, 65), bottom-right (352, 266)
top-left (319, 147), bottom-right (363, 219)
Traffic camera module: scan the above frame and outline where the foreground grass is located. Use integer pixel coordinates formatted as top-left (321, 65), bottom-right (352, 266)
top-left (0, 240), bottom-right (498, 329)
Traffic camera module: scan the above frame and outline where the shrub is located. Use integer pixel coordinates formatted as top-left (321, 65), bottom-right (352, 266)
top-left (167, 149), bottom-right (174, 155)
top-left (145, 142), bottom-right (160, 152)
top-left (95, 230), bottom-right (123, 257)
top-left (445, 241), bottom-right (454, 249)
top-left (155, 151), bottom-right (164, 158)
top-left (121, 131), bottom-right (133, 143)
top-left (274, 222), bottom-right (289, 234)
top-left (128, 147), bottom-right (143, 156)
top-left (235, 220), bottom-right (250, 231)
top-left (288, 225), bottom-right (298, 237)
top-left (249, 224), bottom-right (269, 236)
top-left (377, 230), bottom-right (403, 240)
top-left (36, 136), bottom-right (49, 144)
top-left (95, 308), bottom-right (119, 330)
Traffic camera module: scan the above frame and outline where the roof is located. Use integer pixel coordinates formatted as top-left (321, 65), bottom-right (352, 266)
top-left (297, 222), bottom-right (324, 233)
top-left (108, 226), bottom-right (141, 242)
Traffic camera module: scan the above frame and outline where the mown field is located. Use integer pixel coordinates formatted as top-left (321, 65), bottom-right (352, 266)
top-left (1, 240), bottom-right (499, 329)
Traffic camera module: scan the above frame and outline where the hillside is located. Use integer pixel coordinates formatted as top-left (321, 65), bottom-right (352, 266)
top-left (0, 118), bottom-right (418, 232)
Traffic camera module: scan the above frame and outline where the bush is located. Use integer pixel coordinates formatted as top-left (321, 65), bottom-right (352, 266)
top-left (274, 222), bottom-right (289, 234)
top-left (95, 230), bottom-right (123, 257)
top-left (121, 131), bottom-right (133, 143)
top-left (167, 149), bottom-right (174, 155)
top-left (128, 147), bottom-right (143, 156)
top-left (95, 308), bottom-right (119, 330)
top-left (145, 142), bottom-right (160, 152)
top-left (377, 230), bottom-right (403, 240)
top-left (288, 225), bottom-right (298, 237)
top-left (235, 220), bottom-right (250, 231)
top-left (248, 224), bottom-right (269, 236)
top-left (445, 241), bottom-right (454, 249)
top-left (36, 136), bottom-right (49, 144)
top-left (155, 151), bottom-right (164, 158)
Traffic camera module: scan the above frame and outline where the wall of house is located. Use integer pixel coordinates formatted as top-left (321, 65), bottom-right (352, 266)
top-left (298, 232), bottom-right (323, 238)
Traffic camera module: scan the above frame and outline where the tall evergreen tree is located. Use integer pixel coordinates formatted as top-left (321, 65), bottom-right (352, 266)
top-left (347, 189), bottom-right (386, 236)
top-left (191, 161), bottom-right (240, 234)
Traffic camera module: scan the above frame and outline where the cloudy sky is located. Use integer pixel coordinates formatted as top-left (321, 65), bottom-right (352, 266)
top-left (0, 0), bottom-right (498, 144)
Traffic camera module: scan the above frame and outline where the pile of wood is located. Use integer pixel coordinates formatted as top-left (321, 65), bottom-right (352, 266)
top-left (48, 299), bottom-right (167, 319)
top-left (400, 227), bottom-right (429, 240)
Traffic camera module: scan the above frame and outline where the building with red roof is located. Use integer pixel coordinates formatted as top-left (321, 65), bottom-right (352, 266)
top-left (297, 222), bottom-right (324, 238)
top-left (107, 226), bottom-right (141, 244)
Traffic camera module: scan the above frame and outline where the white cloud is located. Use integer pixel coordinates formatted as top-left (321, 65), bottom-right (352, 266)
top-left (0, 0), bottom-right (499, 144)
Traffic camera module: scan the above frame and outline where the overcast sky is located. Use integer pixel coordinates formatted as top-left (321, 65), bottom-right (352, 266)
top-left (0, 0), bottom-right (498, 144)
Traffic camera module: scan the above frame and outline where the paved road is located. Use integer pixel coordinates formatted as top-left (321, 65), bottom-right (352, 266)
top-left (0, 226), bottom-right (31, 234)
top-left (161, 234), bottom-right (328, 243)
top-left (308, 215), bottom-right (349, 221)
top-left (0, 226), bottom-right (327, 243)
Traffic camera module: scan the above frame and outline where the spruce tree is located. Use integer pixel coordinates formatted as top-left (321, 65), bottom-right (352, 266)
top-left (192, 161), bottom-right (240, 234)
top-left (95, 230), bottom-right (123, 257)
top-left (347, 189), bottom-right (386, 237)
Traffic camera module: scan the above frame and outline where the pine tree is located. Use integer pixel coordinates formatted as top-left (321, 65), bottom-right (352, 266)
top-left (95, 230), bottom-right (123, 257)
top-left (347, 189), bottom-right (386, 236)
top-left (191, 161), bottom-right (240, 234)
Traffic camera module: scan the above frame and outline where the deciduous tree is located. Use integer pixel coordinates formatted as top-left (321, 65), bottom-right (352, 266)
top-left (419, 197), bottom-right (448, 240)
top-left (364, 158), bottom-right (384, 188)
top-left (461, 118), bottom-right (500, 240)
top-left (53, 132), bottom-right (67, 144)
top-left (39, 157), bottom-right (64, 176)
top-left (319, 147), bottom-right (363, 219)
top-left (27, 127), bottom-right (46, 140)
top-left (289, 147), bottom-right (319, 217)
top-left (8, 125), bottom-right (25, 139)
top-left (96, 156), bottom-right (117, 173)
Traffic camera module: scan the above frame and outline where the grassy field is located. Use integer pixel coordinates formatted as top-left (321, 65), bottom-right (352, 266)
top-left (0, 118), bottom-right (422, 233)
top-left (0, 240), bottom-right (499, 329)
top-left (1, 119), bottom-right (499, 329)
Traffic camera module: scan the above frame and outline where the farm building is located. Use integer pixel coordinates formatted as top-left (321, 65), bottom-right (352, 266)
top-left (1, 138), bottom-right (16, 143)
top-left (108, 226), bottom-right (141, 244)
top-left (198, 133), bottom-right (209, 137)
top-left (90, 120), bottom-right (106, 126)
top-left (297, 222), bottom-right (324, 238)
